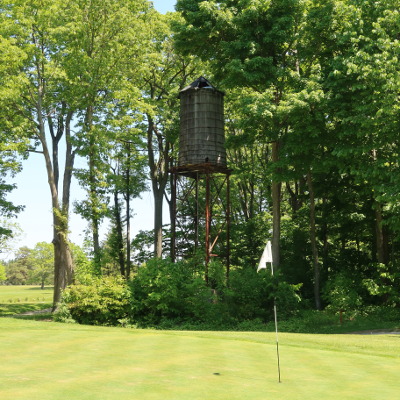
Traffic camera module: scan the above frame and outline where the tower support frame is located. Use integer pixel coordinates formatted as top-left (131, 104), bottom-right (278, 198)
top-left (170, 163), bottom-right (231, 283)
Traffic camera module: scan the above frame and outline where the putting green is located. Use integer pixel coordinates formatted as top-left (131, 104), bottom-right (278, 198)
top-left (1, 318), bottom-right (399, 400)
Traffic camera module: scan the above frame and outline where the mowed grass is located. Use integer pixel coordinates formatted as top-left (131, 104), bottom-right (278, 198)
top-left (0, 286), bottom-right (53, 316)
top-left (1, 318), bottom-right (399, 400)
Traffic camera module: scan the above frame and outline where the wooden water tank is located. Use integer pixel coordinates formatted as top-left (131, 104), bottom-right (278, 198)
top-left (178, 77), bottom-right (226, 168)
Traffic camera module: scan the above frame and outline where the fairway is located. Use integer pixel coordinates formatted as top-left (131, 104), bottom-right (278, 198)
top-left (1, 318), bottom-right (399, 400)
top-left (0, 286), bottom-right (53, 316)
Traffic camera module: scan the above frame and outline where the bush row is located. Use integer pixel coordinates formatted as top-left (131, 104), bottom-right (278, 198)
top-left (55, 258), bottom-right (302, 327)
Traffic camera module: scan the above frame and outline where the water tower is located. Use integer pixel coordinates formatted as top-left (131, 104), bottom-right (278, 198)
top-left (171, 77), bottom-right (231, 283)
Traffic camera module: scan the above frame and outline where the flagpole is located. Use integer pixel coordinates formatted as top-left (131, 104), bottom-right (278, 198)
top-left (271, 259), bottom-right (281, 383)
top-left (257, 240), bottom-right (281, 383)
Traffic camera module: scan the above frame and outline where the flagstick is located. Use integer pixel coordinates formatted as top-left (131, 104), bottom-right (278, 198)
top-left (273, 301), bottom-right (281, 383)
top-left (257, 240), bottom-right (281, 383)
top-left (271, 261), bottom-right (281, 383)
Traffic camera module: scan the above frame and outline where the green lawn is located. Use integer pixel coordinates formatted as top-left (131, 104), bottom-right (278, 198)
top-left (1, 317), bottom-right (399, 400)
top-left (0, 285), bottom-right (53, 316)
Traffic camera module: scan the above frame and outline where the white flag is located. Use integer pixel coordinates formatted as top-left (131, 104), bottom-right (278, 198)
top-left (257, 241), bottom-right (273, 272)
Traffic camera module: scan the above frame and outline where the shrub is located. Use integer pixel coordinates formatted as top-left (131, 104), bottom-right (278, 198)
top-left (227, 267), bottom-right (302, 321)
top-left (55, 276), bottom-right (131, 325)
top-left (130, 259), bottom-right (302, 327)
top-left (323, 272), bottom-right (363, 312)
top-left (71, 244), bottom-right (98, 284)
top-left (362, 262), bottom-right (400, 307)
top-left (130, 258), bottom-right (219, 325)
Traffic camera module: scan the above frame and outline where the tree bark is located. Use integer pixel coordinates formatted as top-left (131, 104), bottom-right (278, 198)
top-left (321, 198), bottom-right (329, 276)
top-left (146, 114), bottom-right (170, 258)
top-left (52, 215), bottom-right (74, 310)
top-left (86, 105), bottom-right (102, 273)
top-left (125, 145), bottom-right (131, 278)
top-left (113, 188), bottom-right (125, 276)
top-left (371, 150), bottom-right (389, 265)
top-left (307, 171), bottom-right (321, 310)
top-left (271, 140), bottom-right (281, 269)
top-left (374, 201), bottom-right (389, 265)
top-left (154, 188), bottom-right (164, 258)
top-left (90, 151), bottom-right (101, 271)
top-left (36, 80), bottom-right (74, 309)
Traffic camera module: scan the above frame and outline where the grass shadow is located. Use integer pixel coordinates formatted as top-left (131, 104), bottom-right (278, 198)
top-left (13, 312), bottom-right (54, 321)
top-left (25, 286), bottom-right (53, 291)
top-left (0, 302), bottom-right (53, 317)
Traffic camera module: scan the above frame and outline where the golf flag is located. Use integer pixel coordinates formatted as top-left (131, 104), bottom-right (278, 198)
top-left (257, 240), bottom-right (281, 383)
top-left (257, 240), bottom-right (273, 272)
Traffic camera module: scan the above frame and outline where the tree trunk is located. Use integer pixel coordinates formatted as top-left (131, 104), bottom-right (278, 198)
top-left (86, 105), bottom-right (102, 273)
top-left (374, 201), bottom-right (389, 265)
top-left (113, 189), bottom-right (125, 276)
top-left (37, 91), bottom-right (74, 309)
top-left (125, 160), bottom-right (131, 279)
top-left (90, 152), bottom-right (101, 272)
top-left (371, 150), bottom-right (389, 265)
top-left (146, 114), bottom-right (170, 258)
top-left (321, 198), bottom-right (329, 276)
top-left (169, 171), bottom-right (176, 261)
top-left (307, 171), bottom-right (321, 310)
top-left (52, 218), bottom-right (74, 309)
top-left (271, 140), bottom-right (281, 269)
top-left (154, 188), bottom-right (164, 258)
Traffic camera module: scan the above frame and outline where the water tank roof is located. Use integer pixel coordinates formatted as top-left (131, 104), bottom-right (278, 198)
top-left (180, 76), bottom-right (224, 96)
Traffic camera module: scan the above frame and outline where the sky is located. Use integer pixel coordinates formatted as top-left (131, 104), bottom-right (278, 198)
top-left (152, 0), bottom-right (177, 14)
top-left (2, 0), bottom-right (177, 260)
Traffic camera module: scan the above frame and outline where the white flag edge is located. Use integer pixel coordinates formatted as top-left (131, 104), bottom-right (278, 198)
top-left (257, 240), bottom-right (273, 272)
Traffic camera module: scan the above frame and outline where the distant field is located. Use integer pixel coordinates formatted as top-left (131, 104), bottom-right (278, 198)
top-left (1, 318), bottom-right (399, 400)
top-left (0, 285), bottom-right (53, 316)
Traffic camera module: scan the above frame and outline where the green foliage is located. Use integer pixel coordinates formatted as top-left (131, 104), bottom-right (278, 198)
top-left (362, 262), bottom-right (400, 307)
top-left (227, 267), bottom-right (302, 321)
top-left (3, 0), bottom-right (400, 325)
top-left (229, 214), bottom-right (273, 267)
top-left (172, 0), bottom-right (400, 313)
top-left (275, 307), bottom-right (400, 334)
top-left (0, 262), bottom-right (6, 282)
top-left (4, 242), bottom-right (55, 287)
top-left (175, 0), bottom-right (305, 89)
top-left (129, 258), bottom-right (212, 325)
top-left (131, 230), bottom-right (159, 264)
top-left (0, 0), bottom-right (156, 301)
top-left (0, 219), bottom-right (23, 259)
top-left (70, 243), bottom-right (96, 284)
top-left (0, 28), bottom-right (29, 222)
top-left (26, 242), bottom-right (54, 288)
top-left (53, 250), bottom-right (304, 328)
top-left (5, 246), bottom-right (32, 285)
top-left (55, 276), bottom-right (131, 326)
top-left (323, 272), bottom-right (363, 311)
top-left (56, 257), bottom-right (301, 328)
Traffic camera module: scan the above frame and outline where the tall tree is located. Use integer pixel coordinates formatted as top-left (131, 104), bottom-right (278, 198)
top-left (27, 242), bottom-right (54, 289)
top-left (139, 11), bottom-right (202, 257)
top-left (113, 138), bottom-right (147, 277)
top-left (4, 246), bottom-right (32, 285)
top-left (314, 0), bottom-right (400, 265)
top-left (0, 0), bottom-right (152, 307)
top-left (89, 126), bottom-right (148, 277)
top-left (0, 220), bottom-right (23, 260)
top-left (0, 17), bottom-right (28, 238)
top-left (71, 0), bottom-right (152, 273)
